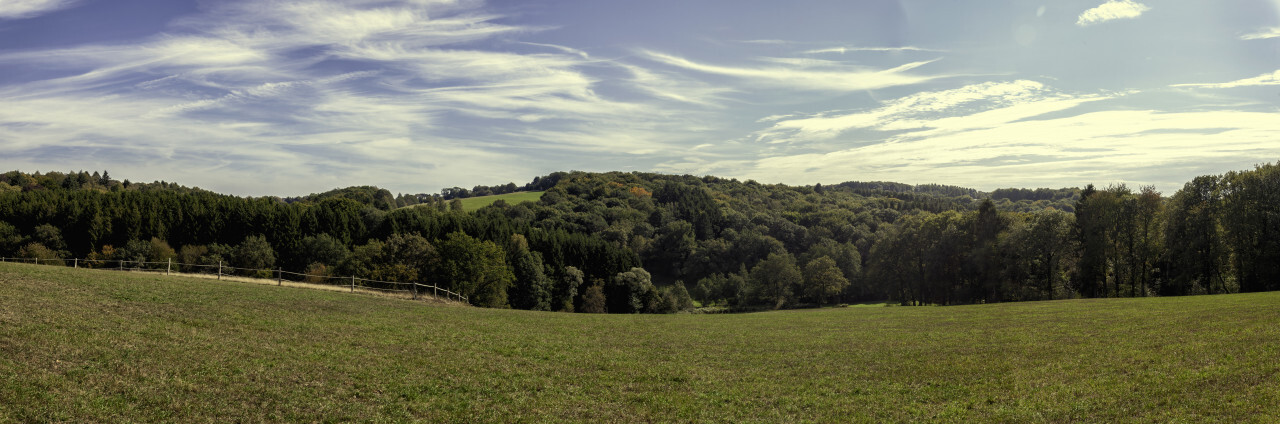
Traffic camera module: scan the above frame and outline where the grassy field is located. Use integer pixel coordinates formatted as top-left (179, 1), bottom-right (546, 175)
top-left (456, 191), bottom-right (544, 212)
top-left (2, 262), bottom-right (1278, 422)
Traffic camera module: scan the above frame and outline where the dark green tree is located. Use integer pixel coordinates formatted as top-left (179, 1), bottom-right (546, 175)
top-left (555, 266), bottom-right (584, 312)
top-left (1164, 176), bottom-right (1230, 295)
top-left (507, 234), bottom-right (553, 311)
top-left (608, 267), bottom-right (657, 313)
top-left (234, 235), bottom-right (276, 271)
top-left (437, 232), bottom-right (514, 308)
top-left (579, 281), bottom-right (607, 313)
top-left (748, 252), bottom-right (802, 309)
top-left (803, 256), bottom-right (849, 306)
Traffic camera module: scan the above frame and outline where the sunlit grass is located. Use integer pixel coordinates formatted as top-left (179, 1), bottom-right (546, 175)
top-left (2, 262), bottom-right (1277, 422)
top-left (458, 191), bottom-right (544, 212)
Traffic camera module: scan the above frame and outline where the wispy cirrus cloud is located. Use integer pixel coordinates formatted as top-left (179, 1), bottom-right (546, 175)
top-left (4, 0), bottom-right (1270, 197)
top-left (1076, 0), bottom-right (1151, 26)
top-left (0, 0), bottom-right (77, 19)
top-left (722, 106), bottom-right (1279, 192)
top-left (754, 80), bottom-right (1108, 144)
top-left (0, 0), bottom-right (711, 195)
top-left (735, 107), bottom-right (1280, 191)
top-left (639, 50), bottom-right (942, 92)
top-left (802, 46), bottom-right (942, 54)
top-left (1171, 70), bottom-right (1280, 89)
top-left (1240, 27), bottom-right (1280, 40)
top-left (654, 76), bottom-right (1280, 192)
top-left (619, 64), bottom-right (736, 107)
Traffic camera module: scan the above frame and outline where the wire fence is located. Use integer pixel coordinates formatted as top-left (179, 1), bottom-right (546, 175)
top-left (0, 256), bottom-right (469, 305)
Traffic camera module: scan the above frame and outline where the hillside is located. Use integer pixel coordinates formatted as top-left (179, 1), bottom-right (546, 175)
top-left (406, 191), bottom-right (547, 212)
top-left (1, 164), bottom-right (1278, 313)
top-left (2, 262), bottom-right (1278, 422)
top-left (457, 191), bottom-right (545, 211)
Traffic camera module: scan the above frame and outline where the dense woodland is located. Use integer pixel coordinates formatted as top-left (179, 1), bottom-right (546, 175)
top-left (1, 163), bottom-right (1277, 313)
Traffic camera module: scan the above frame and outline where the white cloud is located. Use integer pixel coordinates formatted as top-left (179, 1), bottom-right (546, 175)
top-left (725, 108), bottom-right (1280, 193)
top-left (654, 77), bottom-right (1280, 192)
top-left (755, 80), bottom-right (1095, 144)
top-left (0, 0), bottom-right (726, 195)
top-left (519, 42), bottom-right (590, 59)
top-left (0, 0), bottom-right (76, 19)
top-left (640, 50), bottom-right (941, 92)
top-left (1076, 0), bottom-right (1151, 26)
top-left (802, 46), bottom-right (940, 54)
top-left (620, 64), bottom-right (735, 107)
top-left (1171, 70), bottom-right (1280, 88)
top-left (1241, 27), bottom-right (1280, 40)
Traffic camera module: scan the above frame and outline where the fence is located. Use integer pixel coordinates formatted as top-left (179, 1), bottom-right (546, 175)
top-left (0, 256), bottom-right (469, 305)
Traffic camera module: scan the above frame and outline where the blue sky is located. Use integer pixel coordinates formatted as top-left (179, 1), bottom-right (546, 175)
top-left (1, 0), bottom-right (1278, 196)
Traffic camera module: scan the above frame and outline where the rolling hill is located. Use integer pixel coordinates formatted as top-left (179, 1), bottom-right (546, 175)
top-left (2, 262), bottom-right (1277, 422)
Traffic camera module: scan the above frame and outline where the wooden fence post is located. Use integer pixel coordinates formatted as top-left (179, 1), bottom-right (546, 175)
top-left (166, 258), bottom-right (171, 275)
top-left (218, 261), bottom-right (222, 280)
top-left (412, 281), bottom-right (418, 300)
top-left (277, 269), bottom-right (282, 286)
top-left (74, 258), bottom-right (78, 269)
top-left (350, 276), bottom-right (355, 293)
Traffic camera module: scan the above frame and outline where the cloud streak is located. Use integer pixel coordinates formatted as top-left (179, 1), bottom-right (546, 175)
top-left (653, 77), bottom-right (1279, 193)
top-left (0, 0), bottom-right (77, 19)
top-left (1, 0), bottom-right (1271, 197)
top-left (802, 46), bottom-right (942, 54)
top-left (1240, 27), bottom-right (1280, 40)
top-left (754, 80), bottom-right (1104, 144)
top-left (1076, 0), bottom-right (1151, 26)
top-left (737, 108), bottom-right (1280, 192)
top-left (640, 50), bottom-right (942, 92)
top-left (1171, 70), bottom-right (1280, 89)
top-left (0, 0), bottom-right (718, 195)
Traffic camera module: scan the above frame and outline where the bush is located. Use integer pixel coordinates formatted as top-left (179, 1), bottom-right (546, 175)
top-left (19, 242), bottom-right (63, 264)
top-left (579, 283), bottom-right (607, 313)
top-left (179, 245), bottom-right (208, 272)
top-left (304, 262), bottom-right (330, 284)
top-left (234, 235), bottom-right (276, 271)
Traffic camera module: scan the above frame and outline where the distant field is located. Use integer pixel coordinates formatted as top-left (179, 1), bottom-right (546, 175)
top-left (2, 262), bottom-right (1278, 422)
top-left (457, 191), bottom-right (544, 211)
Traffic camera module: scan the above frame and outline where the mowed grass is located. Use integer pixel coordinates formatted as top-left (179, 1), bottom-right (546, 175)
top-left (2, 262), bottom-right (1278, 422)
top-left (457, 191), bottom-right (544, 212)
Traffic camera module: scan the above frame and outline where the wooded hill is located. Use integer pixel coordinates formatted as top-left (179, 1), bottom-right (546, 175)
top-left (1, 163), bottom-right (1277, 312)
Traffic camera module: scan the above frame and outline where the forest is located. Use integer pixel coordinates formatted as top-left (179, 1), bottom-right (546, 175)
top-left (1, 162), bottom-right (1277, 313)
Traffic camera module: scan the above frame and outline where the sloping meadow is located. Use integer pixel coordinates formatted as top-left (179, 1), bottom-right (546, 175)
top-left (1, 262), bottom-right (1277, 422)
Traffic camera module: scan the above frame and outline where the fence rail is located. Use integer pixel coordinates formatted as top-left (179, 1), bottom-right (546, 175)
top-left (0, 256), bottom-right (469, 305)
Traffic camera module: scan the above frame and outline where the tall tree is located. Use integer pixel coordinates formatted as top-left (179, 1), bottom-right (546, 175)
top-left (802, 256), bottom-right (849, 306)
top-left (608, 267), bottom-right (658, 313)
top-left (437, 232), bottom-right (514, 307)
top-left (555, 266), bottom-right (584, 312)
top-left (971, 199), bottom-right (1006, 302)
top-left (1221, 163), bottom-right (1280, 292)
top-left (507, 234), bottom-right (553, 311)
top-left (748, 252), bottom-right (803, 309)
top-left (1163, 176), bottom-right (1229, 295)
top-left (1133, 186), bottom-right (1164, 296)
top-left (1074, 184), bottom-right (1109, 297)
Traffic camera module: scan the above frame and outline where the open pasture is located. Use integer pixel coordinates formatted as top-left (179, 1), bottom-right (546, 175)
top-left (1, 262), bottom-right (1277, 422)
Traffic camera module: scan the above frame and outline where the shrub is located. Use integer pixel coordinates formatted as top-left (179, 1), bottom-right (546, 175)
top-left (579, 283), bottom-right (607, 313)
top-left (18, 242), bottom-right (63, 265)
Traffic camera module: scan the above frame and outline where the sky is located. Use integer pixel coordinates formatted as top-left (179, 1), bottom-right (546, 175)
top-left (1, 0), bottom-right (1278, 197)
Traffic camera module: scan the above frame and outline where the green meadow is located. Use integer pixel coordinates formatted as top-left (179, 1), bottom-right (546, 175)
top-left (456, 191), bottom-right (544, 212)
top-left (2, 262), bottom-right (1277, 422)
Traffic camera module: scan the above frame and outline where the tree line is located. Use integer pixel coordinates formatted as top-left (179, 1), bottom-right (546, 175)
top-left (2, 163), bottom-right (1277, 312)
